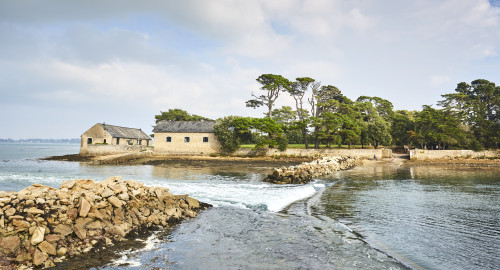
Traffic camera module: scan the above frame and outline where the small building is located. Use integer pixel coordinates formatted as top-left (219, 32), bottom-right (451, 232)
top-left (80, 123), bottom-right (152, 155)
top-left (153, 121), bottom-right (220, 155)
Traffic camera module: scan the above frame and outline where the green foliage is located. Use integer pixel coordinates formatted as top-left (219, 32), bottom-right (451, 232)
top-left (246, 74), bottom-right (291, 118)
top-left (439, 79), bottom-right (500, 148)
top-left (155, 108), bottom-right (211, 123)
top-left (214, 116), bottom-right (242, 154)
top-left (367, 117), bottom-right (392, 149)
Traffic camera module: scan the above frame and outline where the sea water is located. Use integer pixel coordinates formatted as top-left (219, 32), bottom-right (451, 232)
top-left (1, 143), bottom-right (499, 269)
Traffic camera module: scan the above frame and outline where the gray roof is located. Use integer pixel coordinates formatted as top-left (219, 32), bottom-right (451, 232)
top-left (153, 121), bottom-right (216, 133)
top-left (100, 123), bottom-right (151, 140)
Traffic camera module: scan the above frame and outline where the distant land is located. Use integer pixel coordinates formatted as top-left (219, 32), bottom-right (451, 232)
top-left (0, 138), bottom-right (80, 143)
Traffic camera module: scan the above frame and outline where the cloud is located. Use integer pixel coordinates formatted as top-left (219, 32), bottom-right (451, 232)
top-left (1, 0), bottom-right (500, 138)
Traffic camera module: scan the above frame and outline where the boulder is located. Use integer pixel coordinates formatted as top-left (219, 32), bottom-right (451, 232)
top-left (31, 227), bottom-right (45, 245)
top-left (32, 248), bottom-right (47, 266)
top-left (53, 224), bottom-right (73, 236)
top-left (79, 198), bottom-right (91, 217)
top-left (0, 236), bottom-right (20, 256)
top-left (38, 241), bottom-right (56, 255)
top-left (108, 196), bottom-right (123, 208)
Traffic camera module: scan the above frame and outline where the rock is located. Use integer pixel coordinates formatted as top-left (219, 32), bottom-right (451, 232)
top-left (44, 234), bottom-right (59, 243)
top-left (108, 196), bottom-right (123, 208)
top-left (0, 236), bottom-right (21, 255)
top-left (79, 198), bottom-right (91, 217)
top-left (38, 241), bottom-right (56, 255)
top-left (67, 208), bottom-right (78, 220)
top-left (24, 207), bottom-right (44, 215)
top-left (86, 220), bottom-right (102, 230)
top-left (60, 180), bottom-right (76, 189)
top-left (88, 209), bottom-right (105, 220)
top-left (185, 197), bottom-right (200, 208)
top-left (31, 227), bottom-right (45, 245)
top-left (33, 248), bottom-right (47, 266)
top-left (5, 207), bottom-right (16, 216)
top-left (45, 259), bottom-right (56, 268)
top-left (57, 247), bottom-right (67, 256)
top-left (0, 176), bottom-right (209, 269)
top-left (53, 224), bottom-right (73, 236)
top-left (13, 219), bottom-right (30, 229)
top-left (100, 188), bottom-right (114, 198)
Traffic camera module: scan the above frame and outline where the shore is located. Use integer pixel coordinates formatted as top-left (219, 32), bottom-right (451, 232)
top-left (42, 153), bottom-right (316, 168)
top-left (43, 152), bottom-right (500, 168)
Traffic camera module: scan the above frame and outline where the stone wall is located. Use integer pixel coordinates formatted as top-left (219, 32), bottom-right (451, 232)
top-left (409, 149), bottom-right (500, 160)
top-left (265, 156), bottom-right (362, 184)
top-left (80, 144), bottom-right (150, 156)
top-left (153, 132), bottom-right (221, 155)
top-left (234, 148), bottom-right (392, 159)
top-left (0, 177), bottom-right (208, 269)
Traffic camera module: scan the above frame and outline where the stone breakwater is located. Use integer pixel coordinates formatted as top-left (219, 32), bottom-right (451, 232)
top-left (0, 176), bottom-right (208, 269)
top-left (265, 156), bottom-right (361, 184)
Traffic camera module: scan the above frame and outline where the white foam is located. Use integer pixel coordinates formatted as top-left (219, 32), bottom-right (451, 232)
top-left (154, 180), bottom-right (323, 213)
top-left (111, 254), bottom-right (142, 267)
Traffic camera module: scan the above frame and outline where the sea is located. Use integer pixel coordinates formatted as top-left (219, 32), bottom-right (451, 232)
top-left (0, 143), bottom-right (499, 270)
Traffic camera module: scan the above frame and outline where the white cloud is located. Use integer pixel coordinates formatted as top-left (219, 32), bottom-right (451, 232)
top-left (1, 0), bottom-right (500, 138)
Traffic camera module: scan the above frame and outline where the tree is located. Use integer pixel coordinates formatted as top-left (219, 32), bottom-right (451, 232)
top-left (439, 79), bottom-right (500, 148)
top-left (413, 105), bottom-right (469, 149)
top-left (288, 77), bottom-right (319, 148)
top-left (155, 109), bottom-right (211, 123)
top-left (252, 117), bottom-right (287, 150)
top-left (356, 96), bottom-right (394, 120)
top-left (391, 110), bottom-right (416, 146)
top-left (309, 85), bottom-right (347, 148)
top-left (213, 116), bottom-right (251, 154)
top-left (246, 74), bottom-right (291, 118)
top-left (367, 116), bottom-right (392, 149)
top-left (271, 106), bottom-right (303, 144)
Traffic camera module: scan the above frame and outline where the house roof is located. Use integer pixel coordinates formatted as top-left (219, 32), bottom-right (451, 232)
top-left (153, 121), bottom-right (216, 133)
top-left (99, 123), bottom-right (151, 140)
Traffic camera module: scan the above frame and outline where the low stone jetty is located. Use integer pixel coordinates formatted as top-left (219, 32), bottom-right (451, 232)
top-left (0, 176), bottom-right (208, 269)
top-left (265, 156), bottom-right (361, 184)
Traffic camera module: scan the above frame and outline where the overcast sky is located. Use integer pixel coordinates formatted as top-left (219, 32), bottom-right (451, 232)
top-left (1, 0), bottom-right (499, 139)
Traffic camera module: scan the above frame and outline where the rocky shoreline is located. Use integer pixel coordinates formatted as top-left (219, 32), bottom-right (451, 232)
top-left (265, 156), bottom-right (362, 184)
top-left (0, 177), bottom-right (209, 269)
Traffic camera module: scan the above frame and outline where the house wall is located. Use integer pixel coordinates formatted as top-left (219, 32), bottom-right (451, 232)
top-left (80, 124), bottom-right (151, 155)
top-left (81, 144), bottom-right (149, 155)
top-left (153, 132), bottom-right (220, 155)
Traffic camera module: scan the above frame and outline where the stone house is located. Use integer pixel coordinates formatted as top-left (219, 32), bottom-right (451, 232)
top-left (152, 121), bottom-right (220, 155)
top-left (80, 123), bottom-right (152, 155)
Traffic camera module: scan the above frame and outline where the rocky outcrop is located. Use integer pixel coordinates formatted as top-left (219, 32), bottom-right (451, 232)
top-left (0, 176), bottom-right (209, 269)
top-left (265, 156), bottom-right (361, 184)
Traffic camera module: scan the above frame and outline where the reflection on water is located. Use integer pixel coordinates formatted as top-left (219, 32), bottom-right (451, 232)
top-left (151, 164), bottom-right (269, 182)
top-left (317, 162), bottom-right (500, 270)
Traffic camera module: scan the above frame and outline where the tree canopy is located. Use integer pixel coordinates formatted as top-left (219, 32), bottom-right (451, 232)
top-left (155, 109), bottom-right (211, 123)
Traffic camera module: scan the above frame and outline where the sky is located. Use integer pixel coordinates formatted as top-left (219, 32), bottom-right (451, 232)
top-left (1, 0), bottom-right (499, 139)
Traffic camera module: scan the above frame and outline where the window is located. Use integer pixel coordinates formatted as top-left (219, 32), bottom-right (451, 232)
top-left (166, 137), bottom-right (172, 142)
top-left (103, 139), bottom-right (107, 144)
top-left (138, 140), bottom-right (142, 145)
top-left (184, 137), bottom-right (190, 143)
top-left (87, 138), bottom-right (92, 144)
top-left (116, 138), bottom-right (120, 144)
top-left (127, 140), bottom-right (133, 145)
top-left (203, 137), bottom-right (209, 143)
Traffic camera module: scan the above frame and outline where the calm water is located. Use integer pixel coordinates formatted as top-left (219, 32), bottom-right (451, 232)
top-left (1, 143), bottom-right (499, 269)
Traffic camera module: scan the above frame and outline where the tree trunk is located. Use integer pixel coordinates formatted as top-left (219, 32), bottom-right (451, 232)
top-left (302, 129), bottom-right (309, 149)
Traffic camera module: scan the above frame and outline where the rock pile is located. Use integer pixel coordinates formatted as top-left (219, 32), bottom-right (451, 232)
top-left (265, 156), bottom-right (361, 184)
top-left (0, 176), bottom-right (208, 269)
